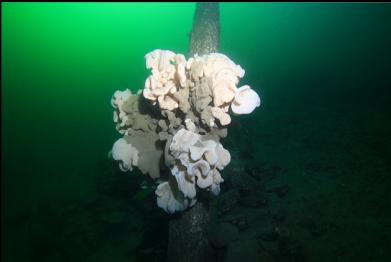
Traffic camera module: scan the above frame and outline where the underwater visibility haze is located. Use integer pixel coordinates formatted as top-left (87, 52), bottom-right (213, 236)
top-left (2, 3), bottom-right (391, 262)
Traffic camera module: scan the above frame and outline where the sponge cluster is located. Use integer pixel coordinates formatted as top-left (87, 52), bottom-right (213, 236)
top-left (110, 50), bottom-right (261, 213)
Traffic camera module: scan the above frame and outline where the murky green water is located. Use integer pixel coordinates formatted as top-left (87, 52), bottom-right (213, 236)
top-left (2, 3), bottom-right (391, 262)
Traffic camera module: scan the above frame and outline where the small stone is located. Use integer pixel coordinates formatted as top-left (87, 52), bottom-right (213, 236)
top-left (225, 238), bottom-right (258, 262)
top-left (220, 214), bottom-right (249, 231)
top-left (271, 185), bottom-right (290, 198)
top-left (209, 222), bottom-right (239, 248)
top-left (257, 228), bottom-right (279, 242)
top-left (240, 196), bottom-right (268, 208)
top-left (217, 190), bottom-right (240, 216)
top-left (100, 211), bottom-right (126, 224)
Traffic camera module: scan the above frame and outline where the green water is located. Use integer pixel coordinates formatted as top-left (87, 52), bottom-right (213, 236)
top-left (2, 3), bottom-right (391, 262)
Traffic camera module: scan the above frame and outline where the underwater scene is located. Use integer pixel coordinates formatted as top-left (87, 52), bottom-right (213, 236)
top-left (2, 3), bottom-right (391, 262)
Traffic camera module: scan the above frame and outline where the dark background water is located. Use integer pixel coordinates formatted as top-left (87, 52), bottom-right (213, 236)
top-left (2, 3), bottom-right (391, 262)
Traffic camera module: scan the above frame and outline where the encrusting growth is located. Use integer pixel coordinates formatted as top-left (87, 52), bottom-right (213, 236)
top-left (110, 49), bottom-right (261, 213)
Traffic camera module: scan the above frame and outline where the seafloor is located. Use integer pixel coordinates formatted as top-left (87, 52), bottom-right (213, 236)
top-left (3, 81), bottom-right (389, 262)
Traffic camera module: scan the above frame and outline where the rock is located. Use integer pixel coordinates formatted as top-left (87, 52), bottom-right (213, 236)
top-left (244, 166), bottom-right (262, 181)
top-left (277, 236), bottom-right (306, 261)
top-left (234, 217), bottom-right (249, 231)
top-left (239, 195), bottom-right (268, 208)
top-left (258, 248), bottom-right (275, 262)
top-left (209, 222), bottom-right (239, 248)
top-left (220, 214), bottom-right (249, 231)
top-left (257, 226), bottom-right (292, 244)
top-left (267, 184), bottom-right (290, 199)
top-left (274, 227), bottom-right (291, 239)
top-left (271, 209), bottom-right (287, 224)
top-left (225, 238), bottom-right (258, 262)
top-left (255, 163), bottom-right (281, 181)
top-left (217, 190), bottom-right (240, 216)
top-left (257, 228), bottom-right (279, 242)
top-left (231, 170), bottom-right (260, 196)
top-left (298, 217), bottom-right (322, 237)
top-left (100, 211), bottom-right (126, 224)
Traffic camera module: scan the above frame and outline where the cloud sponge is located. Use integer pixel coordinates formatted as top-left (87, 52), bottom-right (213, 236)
top-left (110, 50), bottom-right (261, 213)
